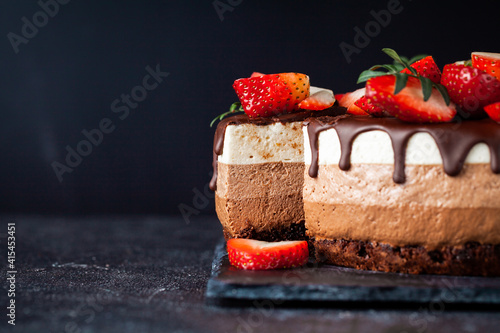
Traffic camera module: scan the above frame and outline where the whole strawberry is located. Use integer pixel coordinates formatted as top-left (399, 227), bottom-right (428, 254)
top-left (441, 64), bottom-right (500, 118)
top-left (233, 73), bottom-right (310, 118)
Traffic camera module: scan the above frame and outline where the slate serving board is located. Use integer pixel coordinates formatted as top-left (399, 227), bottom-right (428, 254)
top-left (206, 239), bottom-right (500, 305)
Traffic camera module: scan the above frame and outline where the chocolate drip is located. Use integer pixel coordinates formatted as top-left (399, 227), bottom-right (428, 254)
top-left (307, 116), bottom-right (500, 183)
top-left (306, 115), bottom-right (349, 178)
top-left (209, 106), bottom-right (347, 191)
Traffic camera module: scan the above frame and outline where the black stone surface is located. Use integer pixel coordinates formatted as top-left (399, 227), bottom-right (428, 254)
top-left (1, 215), bottom-right (500, 333)
top-left (207, 240), bottom-right (500, 305)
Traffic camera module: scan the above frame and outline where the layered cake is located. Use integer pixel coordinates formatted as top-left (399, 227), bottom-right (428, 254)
top-left (304, 116), bottom-right (500, 275)
top-left (211, 50), bottom-right (500, 276)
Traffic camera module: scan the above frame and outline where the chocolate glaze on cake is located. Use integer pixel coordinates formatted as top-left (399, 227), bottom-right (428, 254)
top-left (306, 116), bottom-right (500, 183)
top-left (209, 106), bottom-right (346, 191)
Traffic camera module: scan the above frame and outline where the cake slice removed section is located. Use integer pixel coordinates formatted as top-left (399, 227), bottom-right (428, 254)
top-left (213, 116), bottom-right (306, 241)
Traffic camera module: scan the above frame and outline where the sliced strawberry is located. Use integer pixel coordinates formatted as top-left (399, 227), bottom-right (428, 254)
top-left (309, 86), bottom-right (333, 96)
top-left (251, 72), bottom-right (265, 77)
top-left (334, 93), bottom-right (344, 101)
top-left (299, 90), bottom-right (335, 110)
top-left (484, 102), bottom-right (500, 122)
top-left (354, 95), bottom-right (385, 117)
top-left (366, 75), bottom-right (456, 123)
top-left (441, 63), bottom-right (500, 117)
top-left (233, 73), bottom-right (310, 118)
top-left (227, 239), bottom-right (309, 270)
top-left (471, 52), bottom-right (500, 81)
top-left (339, 88), bottom-right (368, 115)
top-left (401, 56), bottom-right (441, 84)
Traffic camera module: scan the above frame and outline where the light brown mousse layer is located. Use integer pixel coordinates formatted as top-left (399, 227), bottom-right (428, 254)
top-left (304, 163), bottom-right (500, 250)
top-left (216, 161), bottom-right (306, 241)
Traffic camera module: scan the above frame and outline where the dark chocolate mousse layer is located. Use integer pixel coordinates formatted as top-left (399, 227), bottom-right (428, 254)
top-left (216, 162), bottom-right (305, 241)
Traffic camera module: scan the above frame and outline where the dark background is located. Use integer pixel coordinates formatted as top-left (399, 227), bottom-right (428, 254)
top-left (0, 0), bottom-right (499, 215)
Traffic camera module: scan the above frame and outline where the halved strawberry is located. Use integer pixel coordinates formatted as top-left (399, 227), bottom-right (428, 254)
top-left (471, 52), bottom-right (500, 81)
top-left (401, 56), bottom-right (442, 84)
top-left (354, 95), bottom-right (385, 117)
top-left (441, 63), bottom-right (500, 117)
top-left (366, 75), bottom-right (456, 123)
top-left (299, 90), bottom-right (335, 110)
top-left (339, 88), bottom-right (368, 115)
top-left (484, 102), bottom-right (500, 122)
top-left (233, 73), bottom-right (310, 118)
top-left (227, 239), bottom-right (309, 270)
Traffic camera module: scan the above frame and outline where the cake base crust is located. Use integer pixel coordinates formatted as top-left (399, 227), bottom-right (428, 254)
top-left (221, 221), bottom-right (307, 242)
top-left (314, 238), bottom-right (500, 276)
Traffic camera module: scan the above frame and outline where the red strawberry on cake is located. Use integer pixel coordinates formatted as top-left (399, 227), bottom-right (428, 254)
top-left (353, 96), bottom-right (385, 117)
top-left (339, 88), bottom-right (368, 115)
top-left (471, 52), bottom-right (500, 81)
top-left (401, 55), bottom-right (442, 84)
top-left (365, 75), bottom-right (456, 123)
top-left (441, 63), bottom-right (500, 118)
top-left (485, 102), bottom-right (500, 122)
top-left (299, 89), bottom-right (335, 110)
top-left (233, 73), bottom-right (310, 118)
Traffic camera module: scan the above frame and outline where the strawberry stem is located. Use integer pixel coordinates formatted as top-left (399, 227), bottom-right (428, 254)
top-left (210, 102), bottom-right (244, 127)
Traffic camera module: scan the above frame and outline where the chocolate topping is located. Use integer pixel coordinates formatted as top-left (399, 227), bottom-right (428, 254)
top-left (306, 116), bottom-right (500, 183)
top-left (209, 106), bottom-right (347, 191)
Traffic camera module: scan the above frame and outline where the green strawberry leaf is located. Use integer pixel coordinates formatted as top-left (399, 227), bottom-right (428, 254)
top-left (391, 61), bottom-right (405, 72)
top-left (357, 70), bottom-right (389, 84)
top-left (383, 48), bottom-right (418, 75)
top-left (210, 102), bottom-right (244, 127)
top-left (435, 84), bottom-right (451, 106)
top-left (383, 48), bottom-right (411, 68)
top-left (369, 64), bottom-right (400, 72)
top-left (393, 73), bottom-right (409, 95)
top-left (400, 55), bottom-right (409, 64)
top-left (419, 76), bottom-right (433, 101)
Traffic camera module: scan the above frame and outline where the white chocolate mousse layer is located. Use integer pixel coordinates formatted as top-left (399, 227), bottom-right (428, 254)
top-left (219, 122), bottom-right (304, 164)
top-left (303, 128), bottom-right (491, 167)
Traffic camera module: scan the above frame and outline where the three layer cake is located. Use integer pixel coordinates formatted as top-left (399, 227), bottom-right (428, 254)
top-left (303, 116), bottom-right (500, 275)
